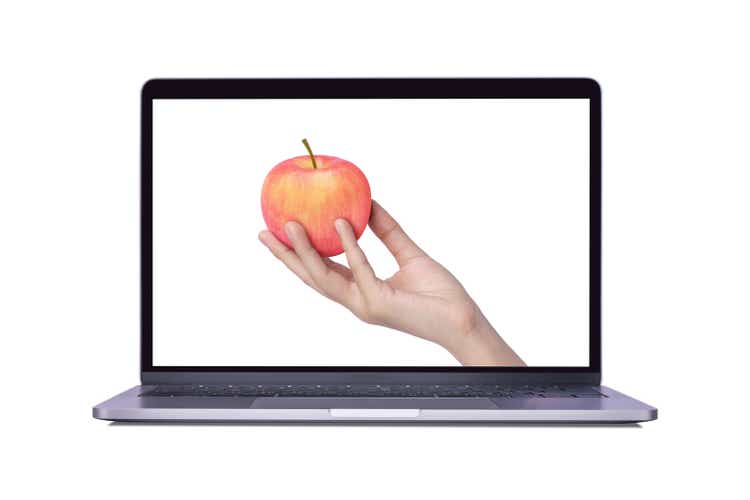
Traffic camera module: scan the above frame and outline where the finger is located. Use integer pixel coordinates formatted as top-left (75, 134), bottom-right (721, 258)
top-left (368, 200), bottom-right (426, 266)
top-left (324, 257), bottom-right (354, 281)
top-left (284, 221), bottom-right (353, 305)
top-left (258, 230), bottom-right (319, 291)
top-left (334, 218), bottom-right (379, 296)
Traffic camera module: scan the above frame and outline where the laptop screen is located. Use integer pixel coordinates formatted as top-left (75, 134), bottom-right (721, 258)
top-left (151, 97), bottom-right (590, 367)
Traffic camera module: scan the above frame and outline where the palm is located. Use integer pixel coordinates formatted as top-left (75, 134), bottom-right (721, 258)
top-left (374, 253), bottom-right (477, 347)
top-left (384, 255), bottom-right (463, 299)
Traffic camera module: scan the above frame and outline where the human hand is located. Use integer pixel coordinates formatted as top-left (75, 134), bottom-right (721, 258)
top-left (258, 200), bottom-right (525, 366)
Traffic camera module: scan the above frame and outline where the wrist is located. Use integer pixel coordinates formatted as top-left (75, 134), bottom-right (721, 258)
top-left (445, 309), bottom-right (525, 367)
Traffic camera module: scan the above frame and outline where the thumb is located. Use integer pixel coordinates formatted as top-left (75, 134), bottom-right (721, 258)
top-left (368, 200), bottom-right (426, 266)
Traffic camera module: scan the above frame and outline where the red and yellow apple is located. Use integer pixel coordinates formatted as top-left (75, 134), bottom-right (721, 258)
top-left (261, 139), bottom-right (371, 257)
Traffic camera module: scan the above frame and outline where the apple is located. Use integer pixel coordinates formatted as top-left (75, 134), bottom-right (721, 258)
top-left (261, 139), bottom-right (371, 257)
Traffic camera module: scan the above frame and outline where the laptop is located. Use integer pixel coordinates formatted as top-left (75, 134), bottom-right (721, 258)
top-left (93, 78), bottom-right (656, 423)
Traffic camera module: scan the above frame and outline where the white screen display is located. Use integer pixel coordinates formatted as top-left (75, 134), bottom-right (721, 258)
top-left (152, 98), bottom-right (590, 366)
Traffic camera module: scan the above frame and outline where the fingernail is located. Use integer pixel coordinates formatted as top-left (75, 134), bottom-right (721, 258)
top-left (284, 221), bottom-right (297, 238)
top-left (258, 231), bottom-right (270, 246)
top-left (334, 219), bottom-right (347, 232)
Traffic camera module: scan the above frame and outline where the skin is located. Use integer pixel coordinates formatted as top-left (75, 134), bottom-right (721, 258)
top-left (258, 200), bottom-right (525, 366)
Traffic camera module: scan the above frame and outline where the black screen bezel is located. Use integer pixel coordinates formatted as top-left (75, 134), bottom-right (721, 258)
top-left (141, 78), bottom-right (601, 381)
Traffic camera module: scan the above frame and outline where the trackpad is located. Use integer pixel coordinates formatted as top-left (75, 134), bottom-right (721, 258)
top-left (250, 397), bottom-right (498, 410)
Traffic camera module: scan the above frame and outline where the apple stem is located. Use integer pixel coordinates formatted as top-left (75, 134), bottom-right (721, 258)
top-left (302, 138), bottom-right (318, 169)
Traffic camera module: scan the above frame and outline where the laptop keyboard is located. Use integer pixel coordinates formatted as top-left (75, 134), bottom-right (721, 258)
top-left (140, 384), bottom-right (605, 398)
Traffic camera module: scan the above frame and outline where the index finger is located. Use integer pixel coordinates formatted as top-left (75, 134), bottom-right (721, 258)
top-left (284, 221), bottom-right (355, 307)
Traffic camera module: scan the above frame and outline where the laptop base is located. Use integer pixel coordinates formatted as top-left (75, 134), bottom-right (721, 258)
top-left (94, 385), bottom-right (656, 423)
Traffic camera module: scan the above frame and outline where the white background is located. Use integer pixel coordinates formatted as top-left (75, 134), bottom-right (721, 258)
top-left (1, 1), bottom-right (748, 499)
top-left (153, 98), bottom-right (589, 366)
